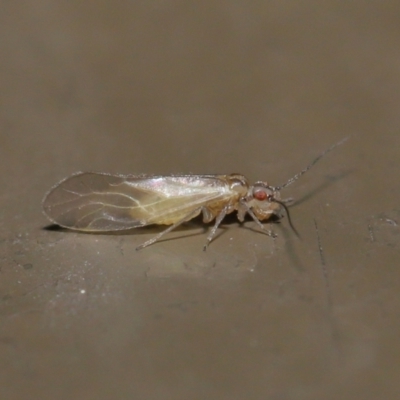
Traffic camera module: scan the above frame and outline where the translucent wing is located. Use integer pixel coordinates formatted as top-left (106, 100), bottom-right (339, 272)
top-left (43, 172), bottom-right (233, 231)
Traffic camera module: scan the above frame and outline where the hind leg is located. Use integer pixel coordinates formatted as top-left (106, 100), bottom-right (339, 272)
top-left (136, 207), bottom-right (203, 250)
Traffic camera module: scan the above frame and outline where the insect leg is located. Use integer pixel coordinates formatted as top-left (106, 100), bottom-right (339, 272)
top-left (240, 200), bottom-right (277, 238)
top-left (203, 205), bottom-right (229, 251)
top-left (136, 207), bottom-right (203, 250)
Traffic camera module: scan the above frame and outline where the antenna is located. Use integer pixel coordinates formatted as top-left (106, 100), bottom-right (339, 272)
top-left (272, 199), bottom-right (300, 237)
top-left (275, 137), bottom-right (349, 190)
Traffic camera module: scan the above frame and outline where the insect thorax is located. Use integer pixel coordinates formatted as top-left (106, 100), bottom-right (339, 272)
top-left (225, 173), bottom-right (249, 196)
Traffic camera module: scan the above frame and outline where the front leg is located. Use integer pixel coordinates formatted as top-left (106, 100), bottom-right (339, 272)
top-left (239, 200), bottom-right (277, 239)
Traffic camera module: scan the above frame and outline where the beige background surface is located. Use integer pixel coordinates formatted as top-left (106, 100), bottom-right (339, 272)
top-left (1, 2), bottom-right (399, 399)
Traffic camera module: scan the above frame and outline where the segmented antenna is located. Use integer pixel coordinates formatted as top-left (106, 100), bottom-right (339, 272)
top-left (275, 137), bottom-right (349, 190)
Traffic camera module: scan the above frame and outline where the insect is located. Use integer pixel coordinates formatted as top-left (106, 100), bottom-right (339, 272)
top-left (43, 138), bottom-right (348, 250)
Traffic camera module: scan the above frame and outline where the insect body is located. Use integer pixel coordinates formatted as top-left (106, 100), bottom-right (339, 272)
top-left (43, 138), bottom-right (347, 250)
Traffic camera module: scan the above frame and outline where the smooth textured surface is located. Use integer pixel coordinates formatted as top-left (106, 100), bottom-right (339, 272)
top-left (1, 2), bottom-right (399, 399)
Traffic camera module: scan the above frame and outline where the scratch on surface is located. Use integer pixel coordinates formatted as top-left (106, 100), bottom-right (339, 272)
top-left (383, 218), bottom-right (398, 226)
top-left (314, 219), bottom-right (331, 309)
top-left (314, 219), bottom-right (326, 266)
top-left (313, 218), bottom-right (344, 358)
top-left (367, 223), bottom-right (375, 242)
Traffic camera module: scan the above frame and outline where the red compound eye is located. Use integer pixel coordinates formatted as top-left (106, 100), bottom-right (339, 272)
top-left (253, 189), bottom-right (267, 201)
